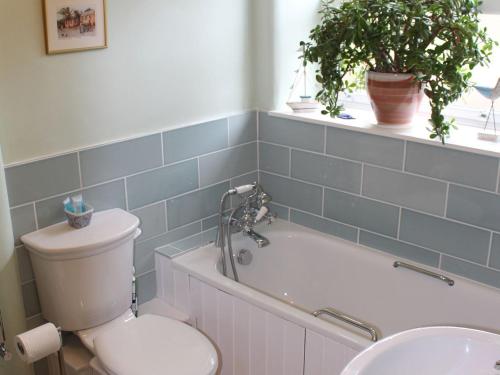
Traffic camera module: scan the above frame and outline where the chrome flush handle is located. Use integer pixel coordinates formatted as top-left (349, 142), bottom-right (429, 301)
top-left (0, 309), bottom-right (12, 361)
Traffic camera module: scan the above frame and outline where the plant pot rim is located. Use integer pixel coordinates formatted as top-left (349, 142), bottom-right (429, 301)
top-left (367, 71), bottom-right (416, 79)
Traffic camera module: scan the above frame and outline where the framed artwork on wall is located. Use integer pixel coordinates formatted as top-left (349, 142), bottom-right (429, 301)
top-left (43, 0), bottom-right (107, 54)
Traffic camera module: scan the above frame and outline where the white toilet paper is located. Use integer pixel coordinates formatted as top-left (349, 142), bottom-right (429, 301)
top-left (15, 323), bottom-right (61, 364)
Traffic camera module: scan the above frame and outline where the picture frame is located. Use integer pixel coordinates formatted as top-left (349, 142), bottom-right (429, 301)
top-left (43, 0), bottom-right (108, 55)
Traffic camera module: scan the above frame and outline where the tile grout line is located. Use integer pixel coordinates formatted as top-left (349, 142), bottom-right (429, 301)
top-left (160, 132), bottom-right (166, 165)
top-left (323, 126), bottom-right (327, 154)
top-left (261, 170), bottom-right (497, 234)
top-left (396, 207), bottom-right (402, 239)
top-left (32, 202), bottom-right (39, 230)
top-left (164, 201), bottom-right (169, 232)
top-left (401, 140), bottom-right (408, 172)
top-left (288, 147), bottom-right (292, 177)
top-left (496, 161), bottom-right (500, 193)
top-left (123, 178), bottom-right (129, 211)
top-left (5, 111), bottom-right (255, 169)
top-left (443, 182), bottom-right (450, 217)
top-left (259, 140), bottom-right (499, 194)
top-left (76, 152), bottom-right (83, 188)
top-left (487, 232), bottom-right (494, 267)
top-left (197, 157), bottom-right (201, 188)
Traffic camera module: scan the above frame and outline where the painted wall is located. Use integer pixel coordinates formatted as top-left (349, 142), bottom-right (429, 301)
top-left (0, 147), bottom-right (31, 375)
top-left (253, 0), bottom-right (321, 111)
top-left (0, 0), bottom-right (253, 165)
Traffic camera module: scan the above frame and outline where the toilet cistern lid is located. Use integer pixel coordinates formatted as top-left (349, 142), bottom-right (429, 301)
top-left (93, 314), bottom-right (218, 375)
top-left (21, 208), bottom-right (139, 260)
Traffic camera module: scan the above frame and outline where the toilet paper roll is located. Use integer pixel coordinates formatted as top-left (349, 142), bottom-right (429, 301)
top-left (15, 323), bottom-right (61, 364)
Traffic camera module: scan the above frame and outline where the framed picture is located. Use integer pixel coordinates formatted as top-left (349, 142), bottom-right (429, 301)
top-left (43, 0), bottom-right (107, 54)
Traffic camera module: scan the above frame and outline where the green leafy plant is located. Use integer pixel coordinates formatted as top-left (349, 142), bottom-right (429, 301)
top-left (301, 0), bottom-right (496, 143)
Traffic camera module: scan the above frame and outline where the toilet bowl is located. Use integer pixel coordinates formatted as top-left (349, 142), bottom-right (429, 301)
top-left (21, 209), bottom-right (218, 375)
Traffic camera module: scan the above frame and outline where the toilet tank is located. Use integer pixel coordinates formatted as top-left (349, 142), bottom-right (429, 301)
top-left (21, 209), bottom-right (140, 331)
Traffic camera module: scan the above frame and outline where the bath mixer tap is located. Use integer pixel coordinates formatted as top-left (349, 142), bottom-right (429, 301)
top-left (216, 182), bottom-right (274, 281)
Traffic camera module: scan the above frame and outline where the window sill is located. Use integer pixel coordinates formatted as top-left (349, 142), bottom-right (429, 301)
top-left (269, 108), bottom-right (500, 158)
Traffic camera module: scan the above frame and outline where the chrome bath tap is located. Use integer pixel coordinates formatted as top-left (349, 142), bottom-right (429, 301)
top-left (216, 182), bottom-right (274, 281)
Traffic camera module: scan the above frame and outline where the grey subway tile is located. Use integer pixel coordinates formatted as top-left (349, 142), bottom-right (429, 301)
top-left (202, 215), bottom-right (219, 231)
top-left (155, 245), bottom-right (182, 258)
top-left (5, 154), bottom-right (80, 206)
top-left (405, 142), bottom-right (499, 191)
top-left (82, 180), bottom-right (126, 212)
top-left (134, 221), bottom-right (201, 275)
top-left (164, 119), bottom-right (228, 164)
top-left (259, 172), bottom-right (323, 215)
top-left (326, 127), bottom-right (404, 170)
top-left (34, 358), bottom-right (50, 375)
top-left (441, 256), bottom-right (500, 289)
top-left (22, 281), bottom-right (41, 317)
top-left (324, 188), bottom-right (399, 237)
top-left (80, 134), bottom-right (163, 186)
top-left (489, 233), bottom-right (500, 270)
top-left (229, 112), bottom-right (257, 146)
top-left (268, 203), bottom-right (289, 221)
top-left (167, 182), bottom-right (230, 229)
top-left (447, 184), bottom-right (500, 232)
top-left (131, 202), bottom-right (167, 241)
top-left (126, 159), bottom-right (198, 210)
top-left (400, 209), bottom-right (490, 264)
top-left (137, 271), bottom-right (157, 304)
top-left (199, 143), bottom-right (257, 187)
top-left (292, 150), bottom-right (361, 193)
top-left (170, 228), bottom-right (218, 253)
top-left (362, 165), bottom-right (447, 215)
top-left (36, 180), bottom-right (126, 228)
top-left (489, 234), bottom-right (500, 270)
top-left (26, 314), bottom-right (46, 330)
top-left (16, 246), bottom-right (34, 283)
top-left (259, 113), bottom-right (324, 152)
top-left (231, 171), bottom-right (258, 188)
top-left (11, 204), bottom-right (36, 246)
top-left (359, 231), bottom-right (440, 267)
top-left (290, 210), bottom-right (358, 242)
top-left (35, 193), bottom-right (70, 229)
top-left (259, 142), bottom-right (290, 176)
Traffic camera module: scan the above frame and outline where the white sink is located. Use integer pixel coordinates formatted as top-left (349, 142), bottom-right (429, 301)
top-left (341, 327), bottom-right (500, 375)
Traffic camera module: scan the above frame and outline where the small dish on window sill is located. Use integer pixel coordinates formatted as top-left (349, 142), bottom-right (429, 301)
top-left (477, 130), bottom-right (499, 142)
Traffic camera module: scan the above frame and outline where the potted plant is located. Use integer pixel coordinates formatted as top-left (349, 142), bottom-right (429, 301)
top-left (301, 0), bottom-right (496, 143)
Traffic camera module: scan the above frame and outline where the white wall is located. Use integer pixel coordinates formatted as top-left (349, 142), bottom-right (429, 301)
top-left (253, 0), bottom-right (321, 111)
top-left (0, 147), bottom-right (31, 375)
top-left (0, 0), bottom-right (254, 165)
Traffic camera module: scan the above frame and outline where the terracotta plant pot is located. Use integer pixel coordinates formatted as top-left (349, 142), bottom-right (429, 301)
top-left (366, 71), bottom-right (424, 127)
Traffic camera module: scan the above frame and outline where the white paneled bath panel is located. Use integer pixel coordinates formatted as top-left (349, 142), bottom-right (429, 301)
top-left (304, 329), bottom-right (359, 375)
top-left (190, 276), bottom-right (305, 375)
top-left (155, 253), bottom-right (190, 312)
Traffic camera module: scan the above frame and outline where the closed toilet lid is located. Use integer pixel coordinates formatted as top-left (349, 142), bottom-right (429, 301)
top-left (93, 314), bottom-right (218, 375)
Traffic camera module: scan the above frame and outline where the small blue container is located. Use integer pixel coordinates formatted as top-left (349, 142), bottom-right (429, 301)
top-left (65, 204), bottom-right (94, 229)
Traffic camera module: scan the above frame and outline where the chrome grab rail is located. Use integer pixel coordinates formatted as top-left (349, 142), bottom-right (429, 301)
top-left (393, 261), bottom-right (455, 286)
top-left (312, 307), bottom-right (379, 342)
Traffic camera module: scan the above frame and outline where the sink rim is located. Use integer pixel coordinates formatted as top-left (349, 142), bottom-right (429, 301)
top-left (342, 326), bottom-right (500, 375)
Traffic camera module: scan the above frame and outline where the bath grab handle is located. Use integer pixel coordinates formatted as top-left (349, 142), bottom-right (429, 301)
top-left (312, 307), bottom-right (379, 342)
top-left (393, 261), bottom-right (455, 286)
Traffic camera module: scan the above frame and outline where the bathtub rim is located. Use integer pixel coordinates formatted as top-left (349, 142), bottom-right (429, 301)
top-left (169, 241), bottom-right (373, 352)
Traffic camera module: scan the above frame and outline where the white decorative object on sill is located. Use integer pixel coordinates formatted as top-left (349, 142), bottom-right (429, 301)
top-left (474, 78), bottom-right (500, 142)
top-left (286, 47), bottom-right (321, 113)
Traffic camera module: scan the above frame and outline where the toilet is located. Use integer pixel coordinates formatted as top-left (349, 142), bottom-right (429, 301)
top-left (21, 208), bottom-right (218, 375)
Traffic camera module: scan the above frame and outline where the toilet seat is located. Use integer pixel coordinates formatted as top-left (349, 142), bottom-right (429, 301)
top-left (93, 314), bottom-right (218, 375)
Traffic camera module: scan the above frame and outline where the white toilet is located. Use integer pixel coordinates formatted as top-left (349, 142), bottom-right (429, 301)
top-left (21, 208), bottom-right (218, 375)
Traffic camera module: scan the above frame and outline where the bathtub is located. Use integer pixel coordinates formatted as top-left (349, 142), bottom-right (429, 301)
top-left (156, 219), bottom-right (500, 375)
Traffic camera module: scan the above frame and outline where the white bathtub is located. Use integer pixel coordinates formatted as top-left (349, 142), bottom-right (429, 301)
top-left (157, 219), bottom-right (500, 375)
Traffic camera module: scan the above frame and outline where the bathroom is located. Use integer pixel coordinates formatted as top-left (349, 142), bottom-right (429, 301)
top-left (1, 0), bottom-right (500, 374)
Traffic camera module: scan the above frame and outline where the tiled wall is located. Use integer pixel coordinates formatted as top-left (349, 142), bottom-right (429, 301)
top-left (258, 112), bottom-right (500, 289)
top-left (6, 109), bottom-right (500, 340)
top-left (7, 112), bottom-right (258, 326)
